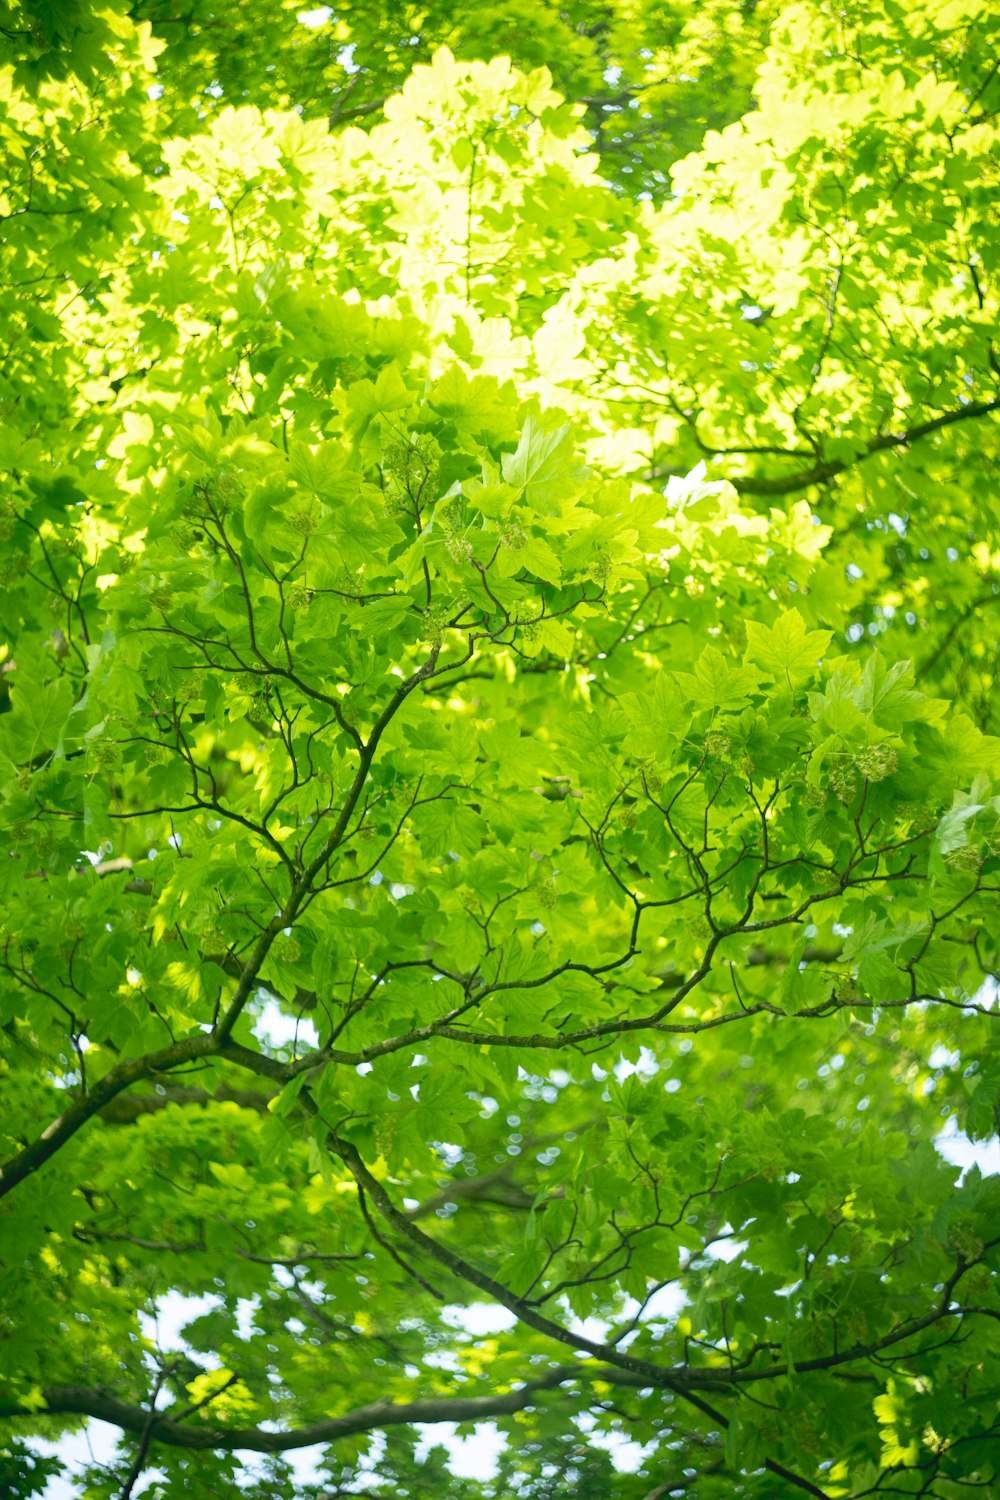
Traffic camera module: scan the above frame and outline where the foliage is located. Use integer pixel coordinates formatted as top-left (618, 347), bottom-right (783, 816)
top-left (1, 2), bottom-right (999, 1498)
top-left (123, 0), bottom-right (775, 195)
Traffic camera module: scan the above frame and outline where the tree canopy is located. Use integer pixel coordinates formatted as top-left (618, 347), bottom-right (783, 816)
top-left (1, 2), bottom-right (999, 1497)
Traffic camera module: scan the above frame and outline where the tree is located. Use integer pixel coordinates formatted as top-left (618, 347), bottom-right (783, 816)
top-left (1, 1), bottom-right (999, 1496)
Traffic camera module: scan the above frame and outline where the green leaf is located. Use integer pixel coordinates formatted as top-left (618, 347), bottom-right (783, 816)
top-left (268, 1071), bottom-right (309, 1117)
top-left (744, 609), bottom-right (832, 687)
top-left (0, 680), bottom-right (76, 763)
top-left (858, 655), bottom-right (931, 724)
top-left (673, 645), bottom-right (757, 712)
top-left (500, 417), bottom-right (587, 509)
top-left (809, 669), bottom-right (863, 736)
top-left (518, 533), bottom-right (562, 585)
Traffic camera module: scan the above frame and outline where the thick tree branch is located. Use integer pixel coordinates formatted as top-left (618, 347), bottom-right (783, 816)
top-left (0, 1369), bottom-right (614, 1452)
top-left (0, 1034), bottom-right (218, 1200)
top-left (646, 394), bottom-right (1000, 495)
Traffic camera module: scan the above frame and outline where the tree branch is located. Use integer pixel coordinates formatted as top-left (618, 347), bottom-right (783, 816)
top-left (646, 394), bottom-right (1000, 495)
top-left (0, 1369), bottom-right (616, 1453)
top-left (0, 1034), bottom-right (219, 1200)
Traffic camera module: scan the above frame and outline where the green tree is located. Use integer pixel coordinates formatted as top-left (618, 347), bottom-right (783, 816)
top-left (1, 3), bottom-right (999, 1497)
